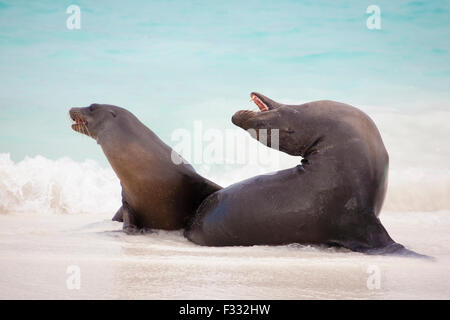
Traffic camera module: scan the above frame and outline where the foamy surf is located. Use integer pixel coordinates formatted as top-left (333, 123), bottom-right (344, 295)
top-left (0, 153), bottom-right (121, 215)
top-left (1, 151), bottom-right (449, 215)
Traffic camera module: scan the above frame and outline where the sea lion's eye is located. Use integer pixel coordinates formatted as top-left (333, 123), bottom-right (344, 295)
top-left (110, 111), bottom-right (117, 118)
top-left (89, 104), bottom-right (100, 112)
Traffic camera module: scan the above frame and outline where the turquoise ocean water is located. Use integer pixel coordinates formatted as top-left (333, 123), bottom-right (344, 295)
top-left (0, 0), bottom-right (449, 164)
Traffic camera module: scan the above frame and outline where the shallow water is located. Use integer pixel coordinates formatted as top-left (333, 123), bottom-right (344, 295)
top-left (0, 211), bottom-right (448, 299)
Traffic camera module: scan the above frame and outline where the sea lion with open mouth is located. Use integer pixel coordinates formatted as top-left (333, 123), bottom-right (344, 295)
top-left (185, 92), bottom-right (427, 257)
top-left (69, 104), bottom-right (221, 233)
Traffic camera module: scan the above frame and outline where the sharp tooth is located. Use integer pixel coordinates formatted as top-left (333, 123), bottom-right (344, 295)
top-left (250, 96), bottom-right (256, 102)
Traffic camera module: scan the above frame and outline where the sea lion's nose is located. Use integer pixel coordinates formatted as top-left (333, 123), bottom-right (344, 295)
top-left (69, 107), bottom-right (84, 120)
top-left (232, 110), bottom-right (257, 129)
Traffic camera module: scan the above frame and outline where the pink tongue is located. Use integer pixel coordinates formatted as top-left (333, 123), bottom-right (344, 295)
top-left (255, 98), bottom-right (268, 111)
top-left (252, 96), bottom-right (269, 111)
top-left (259, 104), bottom-right (268, 111)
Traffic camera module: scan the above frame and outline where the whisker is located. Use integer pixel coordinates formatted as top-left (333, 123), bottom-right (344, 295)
top-left (69, 112), bottom-right (92, 138)
top-left (85, 125), bottom-right (91, 137)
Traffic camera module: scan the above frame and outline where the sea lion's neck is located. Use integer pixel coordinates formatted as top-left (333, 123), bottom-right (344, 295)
top-left (98, 126), bottom-right (173, 183)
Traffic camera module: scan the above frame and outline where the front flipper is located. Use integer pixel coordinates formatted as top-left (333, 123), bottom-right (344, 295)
top-left (121, 202), bottom-right (152, 235)
top-left (112, 207), bottom-right (124, 222)
top-left (122, 203), bottom-right (139, 234)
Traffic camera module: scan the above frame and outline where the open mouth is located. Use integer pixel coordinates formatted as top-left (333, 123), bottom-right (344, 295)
top-left (70, 111), bottom-right (90, 136)
top-left (231, 93), bottom-right (269, 127)
top-left (250, 93), bottom-right (269, 112)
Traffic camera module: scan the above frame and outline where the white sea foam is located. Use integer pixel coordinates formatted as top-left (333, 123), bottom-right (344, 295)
top-left (0, 153), bottom-right (121, 215)
top-left (0, 152), bottom-right (449, 215)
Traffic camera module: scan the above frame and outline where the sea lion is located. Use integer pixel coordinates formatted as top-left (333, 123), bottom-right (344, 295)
top-left (69, 104), bottom-right (221, 233)
top-left (185, 92), bottom-right (425, 257)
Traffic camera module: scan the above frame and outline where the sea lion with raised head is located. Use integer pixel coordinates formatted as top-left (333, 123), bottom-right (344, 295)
top-left (186, 92), bottom-right (426, 257)
top-left (69, 104), bottom-right (221, 233)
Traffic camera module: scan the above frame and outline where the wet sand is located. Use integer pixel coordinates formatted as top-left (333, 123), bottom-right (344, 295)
top-left (0, 211), bottom-right (449, 299)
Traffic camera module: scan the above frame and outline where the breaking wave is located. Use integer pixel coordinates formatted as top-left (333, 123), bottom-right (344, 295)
top-left (0, 152), bottom-right (449, 214)
top-left (0, 153), bottom-right (121, 215)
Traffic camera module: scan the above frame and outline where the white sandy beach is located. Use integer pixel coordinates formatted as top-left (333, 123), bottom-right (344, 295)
top-left (0, 210), bottom-right (449, 300)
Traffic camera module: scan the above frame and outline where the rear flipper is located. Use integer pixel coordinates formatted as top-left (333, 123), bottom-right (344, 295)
top-left (365, 243), bottom-right (434, 260)
top-left (331, 215), bottom-right (434, 260)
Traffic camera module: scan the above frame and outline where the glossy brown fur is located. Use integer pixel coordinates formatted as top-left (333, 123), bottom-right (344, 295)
top-left (186, 93), bottom-right (427, 257)
top-left (69, 104), bottom-right (221, 232)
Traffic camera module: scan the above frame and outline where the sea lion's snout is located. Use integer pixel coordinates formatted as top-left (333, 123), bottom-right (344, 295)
top-left (232, 110), bottom-right (258, 129)
top-left (232, 92), bottom-right (284, 129)
top-left (69, 107), bottom-right (91, 137)
top-left (69, 103), bottom-right (122, 141)
top-left (232, 92), bottom-right (285, 130)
